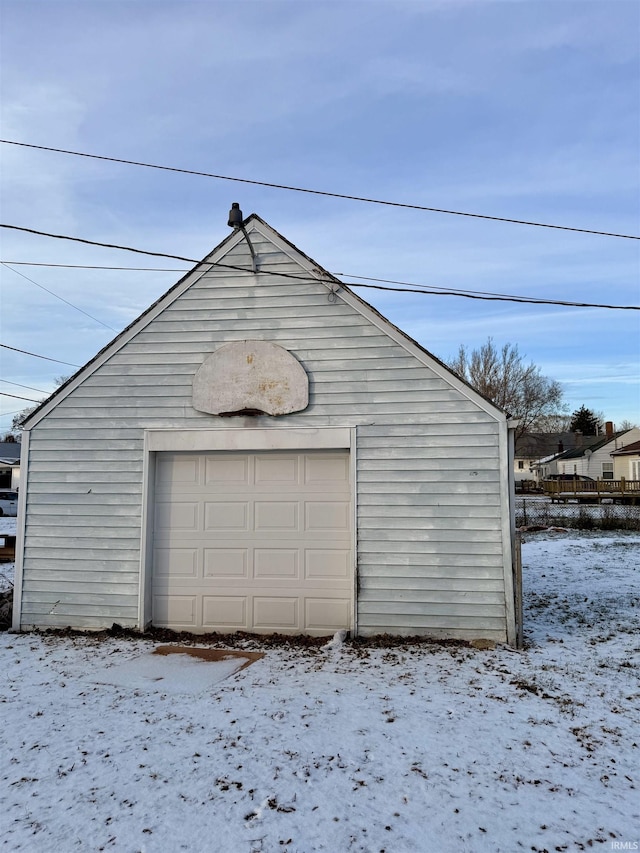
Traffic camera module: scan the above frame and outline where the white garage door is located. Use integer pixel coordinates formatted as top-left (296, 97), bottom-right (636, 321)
top-left (152, 450), bottom-right (352, 635)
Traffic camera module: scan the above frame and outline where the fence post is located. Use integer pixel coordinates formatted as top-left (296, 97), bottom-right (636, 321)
top-left (522, 498), bottom-right (527, 527)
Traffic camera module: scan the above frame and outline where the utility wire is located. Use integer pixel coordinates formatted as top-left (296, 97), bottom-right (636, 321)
top-left (1, 379), bottom-right (48, 394)
top-left (1, 223), bottom-right (638, 311)
top-left (2, 139), bottom-right (638, 241)
top-left (0, 257), bottom-right (606, 306)
top-left (1, 263), bottom-right (118, 331)
top-left (0, 343), bottom-right (81, 367)
top-left (0, 391), bottom-right (43, 403)
top-left (2, 261), bottom-right (188, 272)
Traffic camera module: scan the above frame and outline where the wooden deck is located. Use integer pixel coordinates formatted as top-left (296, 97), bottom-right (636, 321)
top-left (0, 535), bottom-right (16, 562)
top-left (542, 479), bottom-right (640, 504)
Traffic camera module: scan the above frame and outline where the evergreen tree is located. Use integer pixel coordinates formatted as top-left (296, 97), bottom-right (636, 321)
top-left (569, 406), bottom-right (602, 436)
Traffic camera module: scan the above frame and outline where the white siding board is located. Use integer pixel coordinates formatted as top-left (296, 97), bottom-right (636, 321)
top-left (356, 553), bottom-right (505, 569)
top-left (20, 608), bottom-right (137, 628)
top-left (360, 482), bottom-right (500, 494)
top-left (363, 576), bottom-right (506, 589)
top-left (24, 582), bottom-right (139, 598)
top-left (25, 526), bottom-right (140, 540)
top-left (361, 589), bottom-right (505, 605)
top-left (18, 221), bottom-right (512, 640)
top-left (25, 546), bottom-right (142, 560)
top-left (358, 615), bottom-right (505, 631)
top-left (358, 517), bottom-right (504, 531)
top-left (360, 422), bottom-right (499, 436)
top-left (26, 559), bottom-right (139, 572)
top-left (26, 488), bottom-right (142, 500)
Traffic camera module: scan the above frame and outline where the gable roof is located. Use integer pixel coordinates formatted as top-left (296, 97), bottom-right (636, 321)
top-left (0, 442), bottom-right (21, 462)
top-left (22, 212), bottom-right (509, 430)
top-left (514, 431), bottom-right (585, 458)
top-left (611, 439), bottom-right (640, 456)
top-left (553, 433), bottom-right (622, 461)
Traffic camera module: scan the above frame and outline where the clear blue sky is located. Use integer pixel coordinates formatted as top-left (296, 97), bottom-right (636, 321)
top-left (1, 0), bottom-right (639, 433)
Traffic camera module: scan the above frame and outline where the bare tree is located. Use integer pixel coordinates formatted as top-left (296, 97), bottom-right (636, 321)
top-left (448, 338), bottom-right (564, 440)
top-left (529, 413), bottom-right (572, 434)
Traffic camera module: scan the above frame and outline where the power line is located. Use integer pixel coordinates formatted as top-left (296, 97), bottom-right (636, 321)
top-left (0, 257), bottom-right (612, 307)
top-left (1, 379), bottom-right (48, 394)
top-left (0, 391), bottom-right (43, 403)
top-left (1, 343), bottom-right (81, 367)
top-left (1, 263), bottom-right (118, 331)
top-left (1, 223), bottom-right (638, 311)
top-left (2, 138), bottom-right (638, 241)
top-left (2, 261), bottom-right (188, 272)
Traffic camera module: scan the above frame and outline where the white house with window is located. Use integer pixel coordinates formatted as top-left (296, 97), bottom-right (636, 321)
top-left (611, 439), bottom-right (640, 481)
top-left (535, 428), bottom-right (640, 481)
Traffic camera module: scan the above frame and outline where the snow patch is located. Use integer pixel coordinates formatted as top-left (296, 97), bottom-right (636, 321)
top-left (87, 651), bottom-right (250, 695)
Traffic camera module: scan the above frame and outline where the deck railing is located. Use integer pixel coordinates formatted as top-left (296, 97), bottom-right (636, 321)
top-left (541, 478), bottom-right (640, 499)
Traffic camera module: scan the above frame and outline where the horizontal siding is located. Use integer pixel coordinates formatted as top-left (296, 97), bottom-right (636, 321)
top-left (20, 228), bottom-right (509, 639)
top-left (355, 419), bottom-right (506, 639)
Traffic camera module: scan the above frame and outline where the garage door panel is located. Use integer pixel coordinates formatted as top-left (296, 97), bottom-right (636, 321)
top-left (154, 594), bottom-right (198, 627)
top-left (253, 596), bottom-right (299, 630)
top-left (205, 456), bottom-right (249, 485)
top-left (305, 501), bottom-right (350, 531)
top-left (203, 595), bottom-right (246, 628)
top-left (255, 455), bottom-right (299, 484)
top-left (204, 548), bottom-right (248, 578)
top-left (305, 597), bottom-right (351, 630)
top-left (305, 549), bottom-right (351, 579)
top-left (154, 501), bottom-right (199, 531)
top-left (153, 450), bottom-right (352, 635)
top-left (157, 455), bottom-right (200, 486)
top-left (254, 548), bottom-right (299, 578)
top-left (305, 454), bottom-right (349, 485)
top-left (254, 501), bottom-right (299, 531)
top-left (205, 501), bottom-right (249, 530)
top-left (154, 547), bottom-right (198, 577)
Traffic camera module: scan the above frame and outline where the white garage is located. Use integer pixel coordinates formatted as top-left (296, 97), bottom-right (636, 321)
top-left (152, 450), bottom-right (353, 635)
top-left (13, 210), bottom-right (519, 644)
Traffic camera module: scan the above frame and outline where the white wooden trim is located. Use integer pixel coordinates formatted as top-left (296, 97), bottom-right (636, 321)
top-left (146, 427), bottom-right (352, 453)
top-left (350, 427), bottom-right (358, 637)
top-left (138, 430), bottom-right (154, 631)
top-left (11, 432), bottom-right (30, 631)
top-left (499, 420), bottom-right (516, 645)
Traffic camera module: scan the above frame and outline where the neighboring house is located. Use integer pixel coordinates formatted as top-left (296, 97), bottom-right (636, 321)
top-left (543, 427), bottom-right (640, 480)
top-left (611, 440), bottom-right (640, 481)
top-left (0, 441), bottom-right (21, 489)
top-left (514, 432), bottom-right (574, 483)
top-left (13, 211), bottom-right (519, 644)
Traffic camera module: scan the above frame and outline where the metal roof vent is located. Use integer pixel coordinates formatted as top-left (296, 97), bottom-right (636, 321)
top-left (227, 202), bottom-right (243, 229)
top-left (226, 203), bottom-right (257, 272)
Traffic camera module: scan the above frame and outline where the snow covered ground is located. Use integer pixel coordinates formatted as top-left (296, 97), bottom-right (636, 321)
top-left (1, 526), bottom-right (639, 853)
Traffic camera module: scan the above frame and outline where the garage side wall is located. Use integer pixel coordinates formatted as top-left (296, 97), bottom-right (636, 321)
top-left (17, 227), bottom-right (510, 640)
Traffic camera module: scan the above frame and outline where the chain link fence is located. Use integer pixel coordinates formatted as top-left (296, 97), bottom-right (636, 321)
top-left (515, 497), bottom-right (640, 531)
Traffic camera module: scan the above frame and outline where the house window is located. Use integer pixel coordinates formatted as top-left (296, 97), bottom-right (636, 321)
top-left (631, 460), bottom-right (640, 480)
top-left (518, 461), bottom-right (524, 470)
top-left (602, 462), bottom-right (614, 480)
